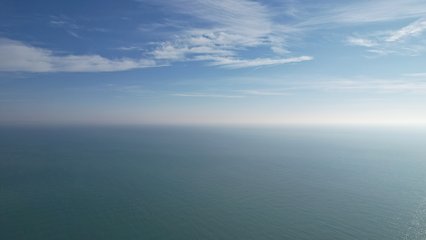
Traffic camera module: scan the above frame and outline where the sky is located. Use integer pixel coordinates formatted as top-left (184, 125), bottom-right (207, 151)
top-left (1, 0), bottom-right (426, 126)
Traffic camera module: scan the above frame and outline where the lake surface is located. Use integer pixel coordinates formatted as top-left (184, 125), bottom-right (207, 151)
top-left (1, 126), bottom-right (426, 240)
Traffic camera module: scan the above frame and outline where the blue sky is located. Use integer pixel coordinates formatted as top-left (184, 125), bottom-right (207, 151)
top-left (1, 0), bottom-right (426, 125)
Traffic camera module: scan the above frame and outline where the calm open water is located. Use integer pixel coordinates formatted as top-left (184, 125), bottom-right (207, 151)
top-left (1, 126), bottom-right (426, 240)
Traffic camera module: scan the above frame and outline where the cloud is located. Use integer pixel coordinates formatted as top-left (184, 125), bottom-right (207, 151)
top-left (403, 72), bottom-right (426, 77)
top-left (172, 88), bottom-right (291, 99)
top-left (302, 0), bottom-right (426, 26)
top-left (236, 89), bottom-right (289, 96)
top-left (346, 37), bottom-right (377, 47)
top-left (202, 56), bottom-right (313, 69)
top-left (144, 0), bottom-right (426, 66)
top-left (386, 18), bottom-right (426, 42)
top-left (291, 0), bottom-right (426, 56)
top-left (172, 93), bottom-right (244, 98)
top-left (66, 31), bottom-right (82, 39)
top-left (141, 0), bottom-right (310, 68)
top-left (0, 38), bottom-right (158, 72)
top-left (346, 18), bottom-right (426, 56)
top-left (155, 0), bottom-right (272, 36)
top-left (325, 79), bottom-right (426, 93)
top-left (151, 42), bottom-right (188, 60)
top-left (49, 15), bottom-right (84, 39)
top-left (1, 0), bottom-right (313, 73)
top-left (114, 46), bottom-right (145, 51)
top-left (4, 1), bottom-right (426, 72)
top-left (171, 76), bottom-right (426, 100)
top-left (49, 15), bottom-right (110, 37)
top-left (287, 77), bottom-right (426, 94)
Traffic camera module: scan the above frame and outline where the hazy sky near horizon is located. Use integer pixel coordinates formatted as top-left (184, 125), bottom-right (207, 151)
top-left (1, 0), bottom-right (426, 125)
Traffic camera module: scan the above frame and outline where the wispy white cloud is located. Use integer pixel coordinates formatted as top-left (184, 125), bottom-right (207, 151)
top-left (108, 84), bottom-right (146, 94)
top-left (302, 0), bottom-right (426, 26)
top-left (4, 0), bottom-right (426, 72)
top-left (346, 37), bottom-right (377, 47)
top-left (50, 15), bottom-right (80, 29)
top-left (203, 56), bottom-right (313, 69)
top-left (172, 88), bottom-right (290, 99)
top-left (66, 30), bottom-right (82, 39)
top-left (171, 76), bottom-right (426, 100)
top-left (49, 15), bottom-right (110, 38)
top-left (236, 89), bottom-right (289, 96)
top-left (151, 42), bottom-right (188, 60)
top-left (288, 77), bottom-right (426, 94)
top-left (346, 18), bottom-right (426, 56)
top-left (146, 0), bottom-right (426, 66)
top-left (141, 0), bottom-right (311, 68)
top-left (1, 0), bottom-right (313, 72)
top-left (292, 0), bottom-right (426, 56)
top-left (156, 0), bottom-right (272, 36)
top-left (403, 72), bottom-right (426, 77)
top-left (172, 93), bottom-right (244, 98)
top-left (386, 18), bottom-right (426, 42)
top-left (0, 38), bottom-right (158, 72)
top-left (318, 79), bottom-right (426, 93)
top-left (114, 46), bottom-right (145, 51)
top-left (49, 15), bottom-right (83, 39)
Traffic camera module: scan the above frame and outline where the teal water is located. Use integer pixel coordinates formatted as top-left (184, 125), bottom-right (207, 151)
top-left (1, 126), bottom-right (426, 240)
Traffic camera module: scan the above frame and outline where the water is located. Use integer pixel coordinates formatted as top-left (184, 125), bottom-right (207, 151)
top-left (1, 126), bottom-right (426, 240)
